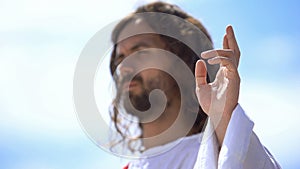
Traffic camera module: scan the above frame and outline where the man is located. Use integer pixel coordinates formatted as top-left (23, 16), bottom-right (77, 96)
top-left (108, 2), bottom-right (280, 168)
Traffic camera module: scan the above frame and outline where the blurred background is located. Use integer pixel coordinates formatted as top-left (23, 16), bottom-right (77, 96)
top-left (0, 0), bottom-right (299, 168)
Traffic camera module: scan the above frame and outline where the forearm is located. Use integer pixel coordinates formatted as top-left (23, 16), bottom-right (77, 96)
top-left (211, 103), bottom-right (236, 146)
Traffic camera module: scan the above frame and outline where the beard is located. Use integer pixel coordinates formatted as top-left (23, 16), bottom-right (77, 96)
top-left (119, 75), bottom-right (151, 118)
top-left (121, 84), bottom-right (168, 123)
top-left (127, 89), bottom-right (151, 112)
top-left (117, 71), bottom-right (177, 122)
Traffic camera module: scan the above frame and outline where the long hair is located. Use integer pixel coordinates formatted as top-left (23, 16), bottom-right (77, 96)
top-left (109, 1), bottom-right (214, 153)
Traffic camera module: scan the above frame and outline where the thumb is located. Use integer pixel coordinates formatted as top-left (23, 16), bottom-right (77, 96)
top-left (195, 60), bottom-right (207, 86)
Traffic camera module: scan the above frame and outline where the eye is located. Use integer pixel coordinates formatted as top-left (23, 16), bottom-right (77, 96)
top-left (135, 49), bottom-right (150, 56)
top-left (114, 54), bottom-right (125, 66)
top-left (114, 49), bottom-right (149, 67)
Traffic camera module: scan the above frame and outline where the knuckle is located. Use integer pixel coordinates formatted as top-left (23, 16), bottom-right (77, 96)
top-left (235, 49), bottom-right (241, 57)
top-left (226, 49), bottom-right (234, 56)
top-left (237, 74), bottom-right (241, 81)
top-left (215, 50), bottom-right (222, 56)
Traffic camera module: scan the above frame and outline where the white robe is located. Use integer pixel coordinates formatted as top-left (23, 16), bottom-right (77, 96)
top-left (128, 104), bottom-right (281, 169)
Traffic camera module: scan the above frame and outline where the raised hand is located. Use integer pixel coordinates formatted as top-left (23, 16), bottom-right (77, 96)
top-left (195, 25), bottom-right (241, 145)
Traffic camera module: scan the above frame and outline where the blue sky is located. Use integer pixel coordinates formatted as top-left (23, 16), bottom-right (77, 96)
top-left (0, 0), bottom-right (299, 168)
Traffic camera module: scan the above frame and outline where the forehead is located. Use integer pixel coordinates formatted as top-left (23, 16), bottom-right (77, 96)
top-left (116, 19), bottom-right (166, 53)
top-left (116, 34), bottom-right (163, 52)
top-left (117, 18), bottom-right (155, 41)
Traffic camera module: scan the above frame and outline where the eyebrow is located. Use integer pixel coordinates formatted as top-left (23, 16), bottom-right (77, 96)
top-left (116, 41), bottom-right (150, 58)
top-left (130, 41), bottom-right (150, 52)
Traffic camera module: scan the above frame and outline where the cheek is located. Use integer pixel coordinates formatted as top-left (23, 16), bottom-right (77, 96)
top-left (141, 70), bottom-right (175, 90)
top-left (140, 70), bottom-right (161, 89)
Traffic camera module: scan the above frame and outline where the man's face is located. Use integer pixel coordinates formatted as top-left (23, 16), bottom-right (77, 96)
top-left (114, 20), bottom-right (179, 114)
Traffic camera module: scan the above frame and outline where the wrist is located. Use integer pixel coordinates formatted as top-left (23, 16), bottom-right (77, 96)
top-left (212, 103), bottom-right (238, 145)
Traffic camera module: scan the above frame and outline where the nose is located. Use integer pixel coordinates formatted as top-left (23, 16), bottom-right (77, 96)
top-left (116, 63), bottom-right (135, 79)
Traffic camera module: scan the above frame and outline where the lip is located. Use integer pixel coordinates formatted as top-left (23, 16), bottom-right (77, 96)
top-left (123, 81), bottom-right (139, 90)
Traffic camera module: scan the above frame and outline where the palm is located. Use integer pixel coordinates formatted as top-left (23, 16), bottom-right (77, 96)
top-left (196, 66), bottom-right (231, 115)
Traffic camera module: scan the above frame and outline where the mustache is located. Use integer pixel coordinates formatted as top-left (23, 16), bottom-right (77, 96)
top-left (117, 73), bottom-right (143, 88)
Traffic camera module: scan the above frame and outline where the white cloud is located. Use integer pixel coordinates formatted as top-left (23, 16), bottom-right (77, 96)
top-left (240, 81), bottom-right (299, 135)
top-left (239, 79), bottom-right (300, 160)
top-left (0, 0), bottom-right (136, 136)
top-left (0, 0), bottom-right (134, 33)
